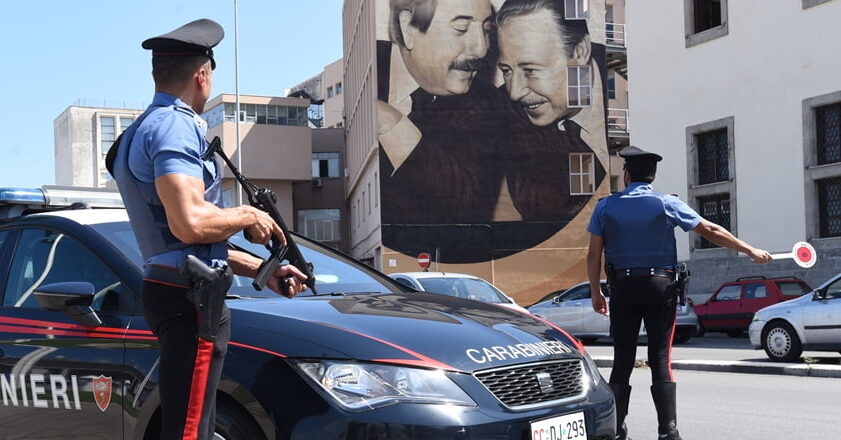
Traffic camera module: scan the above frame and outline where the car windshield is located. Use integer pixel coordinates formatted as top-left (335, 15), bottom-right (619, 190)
top-left (89, 221), bottom-right (402, 297)
top-left (417, 277), bottom-right (508, 304)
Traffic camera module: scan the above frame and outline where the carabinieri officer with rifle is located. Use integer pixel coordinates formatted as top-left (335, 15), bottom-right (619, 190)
top-left (586, 146), bottom-right (770, 440)
top-left (110, 19), bottom-right (308, 440)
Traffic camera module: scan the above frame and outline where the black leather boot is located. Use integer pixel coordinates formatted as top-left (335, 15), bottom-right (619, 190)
top-left (650, 381), bottom-right (682, 440)
top-left (609, 383), bottom-right (632, 440)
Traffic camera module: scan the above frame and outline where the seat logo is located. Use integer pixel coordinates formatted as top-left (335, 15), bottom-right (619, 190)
top-left (536, 372), bottom-right (554, 394)
top-left (93, 375), bottom-right (112, 412)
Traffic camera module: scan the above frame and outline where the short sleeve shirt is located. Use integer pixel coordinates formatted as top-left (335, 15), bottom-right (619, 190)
top-left (587, 183), bottom-right (702, 269)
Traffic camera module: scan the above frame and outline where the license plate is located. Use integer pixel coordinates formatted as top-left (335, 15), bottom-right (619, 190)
top-left (530, 411), bottom-right (587, 440)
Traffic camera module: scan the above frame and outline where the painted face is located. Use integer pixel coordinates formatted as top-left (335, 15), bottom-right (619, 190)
top-left (497, 9), bottom-right (583, 127)
top-left (401, 0), bottom-right (492, 96)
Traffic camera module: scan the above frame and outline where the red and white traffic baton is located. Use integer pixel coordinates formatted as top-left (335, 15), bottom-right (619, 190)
top-left (767, 241), bottom-right (817, 268)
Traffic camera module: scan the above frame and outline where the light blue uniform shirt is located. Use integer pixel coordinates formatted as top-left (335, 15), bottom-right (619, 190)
top-left (125, 92), bottom-right (227, 268)
top-left (587, 182), bottom-right (701, 270)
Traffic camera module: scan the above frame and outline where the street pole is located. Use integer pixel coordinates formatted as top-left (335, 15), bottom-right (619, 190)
top-left (234, 0), bottom-right (243, 206)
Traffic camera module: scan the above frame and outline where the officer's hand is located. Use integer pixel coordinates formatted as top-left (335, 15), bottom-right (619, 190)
top-left (266, 264), bottom-right (308, 298)
top-left (244, 207), bottom-right (287, 246)
top-left (748, 248), bottom-right (772, 264)
top-left (592, 292), bottom-right (609, 316)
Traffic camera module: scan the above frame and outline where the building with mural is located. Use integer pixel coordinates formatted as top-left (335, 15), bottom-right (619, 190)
top-left (343, 0), bottom-right (615, 304)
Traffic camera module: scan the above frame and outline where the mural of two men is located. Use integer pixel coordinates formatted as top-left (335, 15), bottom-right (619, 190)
top-left (378, 0), bottom-right (608, 264)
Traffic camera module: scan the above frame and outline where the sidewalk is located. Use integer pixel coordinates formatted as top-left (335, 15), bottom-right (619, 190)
top-left (591, 356), bottom-right (841, 378)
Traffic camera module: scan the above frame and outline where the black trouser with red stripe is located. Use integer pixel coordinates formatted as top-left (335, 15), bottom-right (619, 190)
top-left (142, 280), bottom-right (230, 440)
top-left (608, 274), bottom-right (681, 437)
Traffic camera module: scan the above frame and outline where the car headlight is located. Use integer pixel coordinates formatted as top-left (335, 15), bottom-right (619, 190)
top-left (581, 351), bottom-right (603, 389)
top-left (294, 361), bottom-right (476, 411)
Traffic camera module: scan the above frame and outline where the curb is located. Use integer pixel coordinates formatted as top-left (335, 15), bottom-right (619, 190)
top-left (592, 356), bottom-right (841, 378)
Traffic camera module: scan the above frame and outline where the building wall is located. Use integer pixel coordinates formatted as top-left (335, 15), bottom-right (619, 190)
top-left (343, 0), bottom-right (381, 267)
top-left (204, 94), bottom-right (313, 225)
top-left (53, 106), bottom-right (143, 188)
top-left (292, 128), bottom-right (350, 251)
top-left (323, 59), bottom-right (346, 128)
top-left (627, 0), bottom-right (841, 294)
top-left (357, 0), bottom-right (610, 304)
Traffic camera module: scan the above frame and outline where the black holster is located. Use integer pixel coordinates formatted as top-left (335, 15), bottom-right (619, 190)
top-left (180, 255), bottom-right (233, 342)
top-left (674, 263), bottom-right (690, 306)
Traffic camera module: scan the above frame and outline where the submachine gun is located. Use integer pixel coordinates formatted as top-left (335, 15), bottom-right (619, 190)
top-left (203, 136), bottom-right (317, 294)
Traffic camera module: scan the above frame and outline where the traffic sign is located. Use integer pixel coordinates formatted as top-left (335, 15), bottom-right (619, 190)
top-left (417, 252), bottom-right (431, 270)
top-left (769, 241), bottom-right (817, 269)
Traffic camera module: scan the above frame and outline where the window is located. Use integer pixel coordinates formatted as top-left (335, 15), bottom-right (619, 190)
top-left (99, 116), bottom-right (115, 158)
top-left (607, 70), bottom-right (616, 100)
top-left (684, 0), bottom-right (728, 47)
top-left (4, 228), bottom-right (127, 312)
top-left (715, 285), bottom-right (740, 301)
top-left (817, 103), bottom-right (841, 165)
top-left (367, 182), bottom-right (372, 215)
top-left (570, 153), bottom-right (595, 195)
top-left (297, 209), bottom-right (341, 242)
top-left (244, 104), bottom-right (257, 123)
top-left (803, 0), bottom-right (836, 8)
top-left (687, 116), bottom-right (734, 253)
top-left (222, 189), bottom-right (234, 208)
top-left (119, 117), bottom-right (134, 133)
top-left (697, 194), bottom-right (730, 248)
top-left (327, 86), bottom-right (334, 98)
top-left (803, 93), bottom-right (841, 241)
top-left (564, 0), bottom-right (589, 19)
top-left (818, 177), bottom-right (841, 237)
top-left (743, 283), bottom-right (767, 299)
top-left (335, 82), bottom-right (343, 95)
top-left (776, 282), bottom-right (811, 297)
top-left (374, 172), bottom-right (379, 207)
top-left (693, 0), bottom-right (722, 33)
top-left (696, 128), bottom-right (729, 185)
top-left (567, 66), bottom-right (592, 107)
top-left (312, 152), bottom-right (340, 178)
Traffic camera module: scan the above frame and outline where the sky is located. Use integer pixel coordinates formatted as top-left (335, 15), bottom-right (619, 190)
top-left (0, 0), bottom-right (344, 188)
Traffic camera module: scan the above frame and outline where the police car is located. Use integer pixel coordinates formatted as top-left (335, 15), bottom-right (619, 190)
top-left (0, 186), bottom-right (615, 439)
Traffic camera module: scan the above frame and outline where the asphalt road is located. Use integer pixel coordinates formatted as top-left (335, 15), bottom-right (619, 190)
top-left (585, 333), bottom-right (841, 365)
top-left (598, 367), bottom-right (839, 439)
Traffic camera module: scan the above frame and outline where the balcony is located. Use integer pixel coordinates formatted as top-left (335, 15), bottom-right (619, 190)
top-left (606, 22), bottom-right (628, 80)
top-left (606, 22), bottom-right (626, 49)
top-left (607, 108), bottom-right (629, 138)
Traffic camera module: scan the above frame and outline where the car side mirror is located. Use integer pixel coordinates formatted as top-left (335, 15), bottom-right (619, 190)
top-left (552, 295), bottom-right (561, 304)
top-left (813, 289), bottom-right (826, 301)
top-left (33, 282), bottom-right (103, 327)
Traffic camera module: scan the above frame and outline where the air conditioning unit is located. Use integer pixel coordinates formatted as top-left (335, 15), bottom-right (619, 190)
top-left (311, 177), bottom-right (323, 188)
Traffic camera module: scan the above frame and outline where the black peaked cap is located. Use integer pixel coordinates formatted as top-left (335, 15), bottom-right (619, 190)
top-left (142, 19), bottom-right (224, 69)
top-left (619, 146), bottom-right (663, 162)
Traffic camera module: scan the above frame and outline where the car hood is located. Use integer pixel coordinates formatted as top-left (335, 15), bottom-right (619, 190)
top-left (227, 292), bottom-right (582, 373)
top-left (755, 291), bottom-right (814, 318)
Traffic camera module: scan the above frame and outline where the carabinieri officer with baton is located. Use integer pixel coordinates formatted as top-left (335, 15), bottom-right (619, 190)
top-left (586, 146), bottom-right (771, 440)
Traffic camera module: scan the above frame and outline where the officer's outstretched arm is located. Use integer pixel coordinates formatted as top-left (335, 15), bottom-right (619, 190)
top-left (692, 219), bottom-right (771, 263)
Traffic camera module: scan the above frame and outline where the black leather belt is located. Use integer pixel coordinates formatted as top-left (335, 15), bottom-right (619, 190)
top-left (613, 267), bottom-right (675, 280)
top-left (143, 264), bottom-right (192, 289)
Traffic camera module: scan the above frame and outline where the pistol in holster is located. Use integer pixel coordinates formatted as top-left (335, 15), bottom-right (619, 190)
top-left (605, 263), bottom-right (616, 291)
top-left (674, 262), bottom-right (691, 307)
top-left (180, 255), bottom-right (233, 342)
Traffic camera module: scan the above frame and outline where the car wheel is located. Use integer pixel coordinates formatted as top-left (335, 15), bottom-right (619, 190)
top-left (214, 403), bottom-right (266, 440)
top-left (696, 323), bottom-right (706, 337)
top-left (726, 330), bottom-right (743, 338)
top-left (580, 337), bottom-right (599, 344)
top-left (762, 321), bottom-right (802, 363)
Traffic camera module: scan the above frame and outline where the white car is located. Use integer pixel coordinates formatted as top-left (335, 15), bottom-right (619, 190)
top-left (388, 272), bottom-right (529, 314)
top-left (529, 281), bottom-right (699, 343)
top-left (749, 272), bottom-right (841, 362)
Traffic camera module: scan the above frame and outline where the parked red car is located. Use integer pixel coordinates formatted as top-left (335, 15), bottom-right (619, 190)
top-left (694, 276), bottom-right (812, 337)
